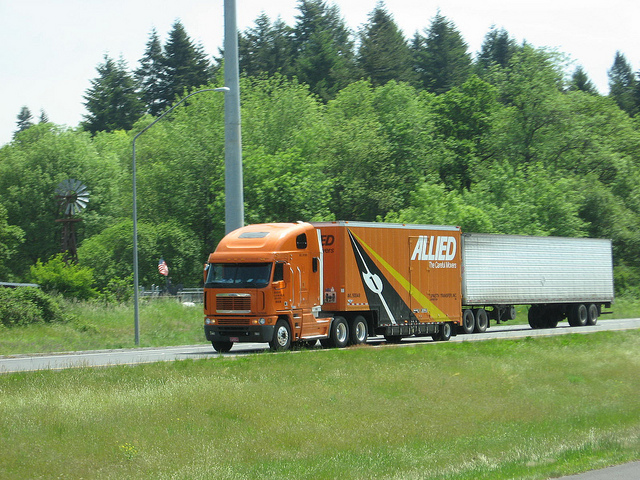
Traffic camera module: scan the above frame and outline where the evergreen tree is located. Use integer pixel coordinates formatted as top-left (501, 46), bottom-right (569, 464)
top-left (411, 12), bottom-right (472, 94)
top-left (239, 14), bottom-right (294, 77)
top-left (14, 106), bottom-right (33, 136)
top-left (569, 66), bottom-right (598, 94)
top-left (476, 26), bottom-right (518, 71)
top-left (82, 55), bottom-right (145, 134)
top-left (159, 20), bottom-right (212, 111)
top-left (292, 0), bottom-right (356, 101)
top-left (357, 3), bottom-right (414, 86)
top-left (608, 51), bottom-right (637, 115)
top-left (38, 109), bottom-right (49, 124)
top-left (136, 28), bottom-right (166, 116)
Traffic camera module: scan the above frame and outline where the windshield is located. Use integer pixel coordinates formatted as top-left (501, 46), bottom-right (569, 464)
top-left (205, 263), bottom-right (272, 289)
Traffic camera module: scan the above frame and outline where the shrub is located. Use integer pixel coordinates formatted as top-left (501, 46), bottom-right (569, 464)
top-left (29, 254), bottom-right (98, 300)
top-left (0, 287), bottom-right (64, 326)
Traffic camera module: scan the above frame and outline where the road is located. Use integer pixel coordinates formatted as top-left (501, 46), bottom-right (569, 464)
top-left (1, 318), bottom-right (639, 374)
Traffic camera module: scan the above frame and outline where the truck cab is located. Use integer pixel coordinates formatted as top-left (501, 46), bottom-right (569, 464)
top-left (204, 222), bottom-right (331, 352)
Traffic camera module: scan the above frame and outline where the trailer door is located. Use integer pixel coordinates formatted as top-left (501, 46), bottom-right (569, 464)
top-left (408, 236), bottom-right (430, 322)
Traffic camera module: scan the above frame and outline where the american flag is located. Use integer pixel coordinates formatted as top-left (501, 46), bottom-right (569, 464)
top-left (158, 258), bottom-right (169, 276)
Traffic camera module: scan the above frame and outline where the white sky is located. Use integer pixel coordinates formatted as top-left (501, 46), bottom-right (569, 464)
top-left (0, 0), bottom-right (637, 146)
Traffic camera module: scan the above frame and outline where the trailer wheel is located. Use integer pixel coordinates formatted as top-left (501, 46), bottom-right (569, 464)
top-left (349, 315), bottom-right (368, 345)
top-left (437, 323), bottom-right (452, 341)
top-left (462, 309), bottom-right (475, 334)
top-left (269, 320), bottom-right (292, 351)
top-left (586, 304), bottom-right (599, 326)
top-left (474, 309), bottom-right (488, 333)
top-left (212, 340), bottom-right (233, 353)
top-left (329, 316), bottom-right (349, 348)
top-left (568, 304), bottom-right (588, 327)
top-left (528, 305), bottom-right (543, 329)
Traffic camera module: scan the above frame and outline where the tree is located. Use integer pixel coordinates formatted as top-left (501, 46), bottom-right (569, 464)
top-left (136, 28), bottom-right (166, 116)
top-left (486, 45), bottom-right (569, 166)
top-left (0, 203), bottom-right (24, 280)
top-left (82, 55), bottom-right (144, 134)
top-left (158, 20), bottom-right (212, 111)
top-left (0, 124), bottom-right (123, 279)
top-left (608, 51), bottom-right (637, 115)
top-left (411, 12), bottom-right (472, 94)
top-left (569, 66), bottom-right (598, 94)
top-left (239, 14), bottom-right (294, 77)
top-left (431, 75), bottom-right (500, 191)
top-left (357, 3), bottom-right (414, 86)
top-left (14, 106), bottom-right (33, 137)
top-left (38, 109), bottom-right (50, 124)
top-left (78, 219), bottom-right (201, 290)
top-left (476, 26), bottom-right (518, 71)
top-left (292, 0), bottom-right (356, 101)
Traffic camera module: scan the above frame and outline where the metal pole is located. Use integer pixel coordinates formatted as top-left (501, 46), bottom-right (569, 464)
top-left (132, 88), bottom-right (228, 346)
top-left (224, 0), bottom-right (244, 234)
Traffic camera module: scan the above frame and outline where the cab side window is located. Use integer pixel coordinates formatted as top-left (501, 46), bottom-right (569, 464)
top-left (296, 233), bottom-right (307, 249)
top-left (273, 262), bottom-right (284, 282)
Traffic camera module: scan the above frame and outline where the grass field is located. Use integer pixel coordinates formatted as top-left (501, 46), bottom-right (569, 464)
top-left (1, 330), bottom-right (639, 479)
top-left (0, 296), bottom-right (638, 356)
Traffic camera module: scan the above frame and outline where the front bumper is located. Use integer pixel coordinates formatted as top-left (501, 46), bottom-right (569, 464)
top-left (204, 324), bottom-right (276, 343)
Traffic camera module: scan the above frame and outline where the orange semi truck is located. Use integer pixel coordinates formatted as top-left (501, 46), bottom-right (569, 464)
top-left (203, 221), bottom-right (614, 352)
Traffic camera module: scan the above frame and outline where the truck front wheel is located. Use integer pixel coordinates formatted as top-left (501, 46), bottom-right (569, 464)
top-left (270, 320), bottom-right (292, 351)
top-left (212, 340), bottom-right (233, 353)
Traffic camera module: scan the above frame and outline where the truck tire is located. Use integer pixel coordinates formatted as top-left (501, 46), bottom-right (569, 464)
top-left (329, 316), bottom-right (349, 348)
top-left (474, 309), bottom-right (488, 333)
top-left (528, 305), bottom-right (544, 329)
top-left (462, 309), bottom-right (475, 334)
top-left (568, 304), bottom-right (588, 327)
top-left (437, 322), bottom-right (452, 341)
top-left (349, 315), bottom-right (368, 345)
top-left (269, 319), bottom-right (292, 351)
top-left (212, 340), bottom-right (233, 353)
top-left (586, 303), bottom-right (599, 326)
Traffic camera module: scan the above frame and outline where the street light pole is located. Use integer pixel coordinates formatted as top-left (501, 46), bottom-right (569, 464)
top-left (131, 87), bottom-right (229, 346)
top-left (224, 0), bottom-right (244, 234)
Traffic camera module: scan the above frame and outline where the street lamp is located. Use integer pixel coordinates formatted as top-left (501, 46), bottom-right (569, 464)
top-left (131, 87), bottom-right (229, 346)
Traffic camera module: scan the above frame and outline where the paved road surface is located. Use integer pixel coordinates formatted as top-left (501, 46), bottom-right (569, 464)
top-left (556, 461), bottom-right (640, 479)
top-left (1, 318), bottom-right (638, 373)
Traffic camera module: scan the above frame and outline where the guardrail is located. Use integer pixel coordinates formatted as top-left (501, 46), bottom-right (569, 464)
top-left (140, 287), bottom-right (203, 304)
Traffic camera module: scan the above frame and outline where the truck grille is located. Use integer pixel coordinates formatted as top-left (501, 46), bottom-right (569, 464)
top-left (216, 293), bottom-right (251, 313)
top-left (217, 318), bottom-right (252, 325)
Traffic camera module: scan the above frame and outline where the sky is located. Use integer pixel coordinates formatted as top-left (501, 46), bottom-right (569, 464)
top-left (1, 0), bottom-right (638, 146)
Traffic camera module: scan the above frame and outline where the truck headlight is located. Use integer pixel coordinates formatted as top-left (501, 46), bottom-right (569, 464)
top-left (258, 318), bottom-right (266, 325)
top-left (205, 318), bottom-right (216, 325)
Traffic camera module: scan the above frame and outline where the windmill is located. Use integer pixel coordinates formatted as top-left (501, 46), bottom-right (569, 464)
top-left (55, 179), bottom-right (89, 263)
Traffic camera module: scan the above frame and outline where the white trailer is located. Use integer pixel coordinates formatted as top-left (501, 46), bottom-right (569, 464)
top-left (461, 233), bottom-right (614, 330)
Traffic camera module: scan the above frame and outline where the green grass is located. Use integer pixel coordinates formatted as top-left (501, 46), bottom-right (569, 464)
top-left (0, 298), bottom-right (203, 355)
top-left (1, 331), bottom-right (639, 479)
top-left (0, 296), bottom-right (637, 356)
